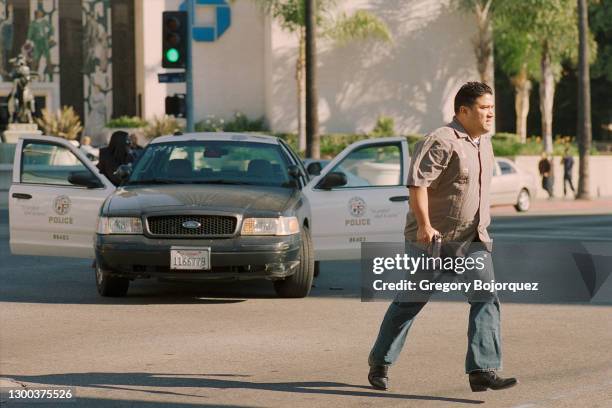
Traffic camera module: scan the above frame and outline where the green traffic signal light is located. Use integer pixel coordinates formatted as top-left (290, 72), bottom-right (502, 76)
top-left (165, 48), bottom-right (180, 63)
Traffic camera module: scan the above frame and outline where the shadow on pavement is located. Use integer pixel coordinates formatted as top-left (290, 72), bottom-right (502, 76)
top-left (3, 372), bottom-right (484, 405)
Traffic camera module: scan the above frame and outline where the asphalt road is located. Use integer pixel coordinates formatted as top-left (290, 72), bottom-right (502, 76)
top-left (1, 210), bottom-right (611, 407)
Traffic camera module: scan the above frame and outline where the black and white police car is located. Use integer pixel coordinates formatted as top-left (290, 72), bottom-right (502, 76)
top-left (9, 133), bottom-right (410, 298)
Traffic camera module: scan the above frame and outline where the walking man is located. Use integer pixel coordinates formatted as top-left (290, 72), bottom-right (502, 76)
top-left (561, 148), bottom-right (575, 197)
top-left (367, 82), bottom-right (517, 392)
top-left (538, 152), bottom-right (554, 198)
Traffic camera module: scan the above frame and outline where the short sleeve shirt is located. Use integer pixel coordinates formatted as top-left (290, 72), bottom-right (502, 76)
top-left (404, 118), bottom-right (494, 247)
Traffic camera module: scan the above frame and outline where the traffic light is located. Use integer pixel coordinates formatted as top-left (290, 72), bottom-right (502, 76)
top-left (165, 94), bottom-right (186, 117)
top-left (162, 11), bottom-right (187, 68)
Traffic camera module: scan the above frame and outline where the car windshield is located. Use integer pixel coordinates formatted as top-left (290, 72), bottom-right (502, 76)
top-left (128, 140), bottom-right (293, 187)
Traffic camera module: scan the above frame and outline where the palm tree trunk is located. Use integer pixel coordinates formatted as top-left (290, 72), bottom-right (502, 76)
top-left (539, 45), bottom-right (555, 154)
top-left (296, 28), bottom-right (306, 153)
top-left (473, 0), bottom-right (494, 87)
top-left (305, 0), bottom-right (320, 159)
top-left (577, 0), bottom-right (591, 199)
top-left (511, 66), bottom-right (531, 143)
top-left (473, 0), bottom-right (495, 134)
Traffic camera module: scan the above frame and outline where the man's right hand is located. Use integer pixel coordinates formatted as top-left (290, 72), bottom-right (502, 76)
top-left (416, 224), bottom-right (441, 245)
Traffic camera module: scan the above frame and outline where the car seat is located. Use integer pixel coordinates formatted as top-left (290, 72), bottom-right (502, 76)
top-left (167, 159), bottom-right (192, 179)
top-left (247, 159), bottom-right (273, 178)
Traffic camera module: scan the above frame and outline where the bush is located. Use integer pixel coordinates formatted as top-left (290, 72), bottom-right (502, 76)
top-left (369, 115), bottom-right (395, 137)
top-left (224, 112), bottom-right (267, 132)
top-left (492, 133), bottom-right (523, 156)
top-left (491, 133), bottom-right (592, 156)
top-left (195, 112), bottom-right (267, 132)
top-left (35, 106), bottom-right (83, 140)
top-left (144, 115), bottom-right (184, 139)
top-left (195, 115), bottom-right (225, 132)
top-left (106, 116), bottom-right (148, 129)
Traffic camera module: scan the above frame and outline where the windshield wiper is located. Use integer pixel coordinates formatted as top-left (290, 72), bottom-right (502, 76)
top-left (127, 178), bottom-right (186, 185)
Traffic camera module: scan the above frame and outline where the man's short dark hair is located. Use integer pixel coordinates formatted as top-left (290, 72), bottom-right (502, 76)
top-left (454, 82), bottom-right (493, 114)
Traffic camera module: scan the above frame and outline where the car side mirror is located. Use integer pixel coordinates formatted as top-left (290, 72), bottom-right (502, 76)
top-left (287, 165), bottom-right (303, 179)
top-left (68, 171), bottom-right (104, 189)
top-left (316, 171), bottom-right (347, 190)
top-left (306, 162), bottom-right (322, 176)
top-left (114, 164), bottom-right (132, 184)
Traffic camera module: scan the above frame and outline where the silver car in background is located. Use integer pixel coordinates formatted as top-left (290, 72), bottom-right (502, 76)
top-left (490, 157), bottom-right (537, 212)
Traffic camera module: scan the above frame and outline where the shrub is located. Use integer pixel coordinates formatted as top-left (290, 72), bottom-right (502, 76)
top-left (195, 115), bottom-right (225, 132)
top-left (35, 106), bottom-right (83, 140)
top-left (144, 115), bottom-right (184, 139)
top-left (224, 112), bottom-right (267, 132)
top-left (195, 112), bottom-right (267, 132)
top-left (491, 133), bottom-right (589, 156)
top-left (492, 133), bottom-right (523, 156)
top-left (106, 116), bottom-right (148, 129)
top-left (369, 115), bottom-right (395, 137)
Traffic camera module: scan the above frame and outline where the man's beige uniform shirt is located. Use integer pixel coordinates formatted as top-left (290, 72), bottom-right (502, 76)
top-left (404, 118), bottom-right (494, 250)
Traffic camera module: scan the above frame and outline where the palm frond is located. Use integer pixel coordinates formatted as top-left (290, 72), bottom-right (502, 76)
top-left (324, 10), bottom-right (392, 46)
top-left (35, 106), bottom-right (83, 140)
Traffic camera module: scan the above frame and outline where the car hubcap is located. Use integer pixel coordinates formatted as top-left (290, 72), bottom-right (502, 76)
top-left (96, 266), bottom-right (103, 285)
top-left (519, 191), bottom-right (529, 209)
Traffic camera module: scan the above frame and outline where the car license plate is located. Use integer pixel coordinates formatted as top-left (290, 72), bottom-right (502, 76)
top-left (170, 247), bottom-right (211, 270)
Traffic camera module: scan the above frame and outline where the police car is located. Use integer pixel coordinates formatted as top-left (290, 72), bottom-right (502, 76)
top-left (9, 133), bottom-right (410, 298)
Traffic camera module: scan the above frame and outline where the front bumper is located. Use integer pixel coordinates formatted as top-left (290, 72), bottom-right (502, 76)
top-left (95, 233), bottom-right (301, 281)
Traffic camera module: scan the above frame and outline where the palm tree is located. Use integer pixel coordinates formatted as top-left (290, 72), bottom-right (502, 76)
top-left (576, 0), bottom-right (592, 199)
top-left (494, 3), bottom-right (539, 143)
top-left (457, 0), bottom-right (496, 87)
top-left (254, 1), bottom-right (391, 155)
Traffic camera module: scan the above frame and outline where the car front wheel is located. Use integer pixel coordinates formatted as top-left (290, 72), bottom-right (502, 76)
top-left (274, 227), bottom-right (314, 298)
top-left (514, 188), bottom-right (530, 212)
top-left (95, 263), bottom-right (130, 297)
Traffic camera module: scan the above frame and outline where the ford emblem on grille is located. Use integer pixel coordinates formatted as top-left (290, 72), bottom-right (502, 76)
top-left (182, 220), bottom-right (201, 229)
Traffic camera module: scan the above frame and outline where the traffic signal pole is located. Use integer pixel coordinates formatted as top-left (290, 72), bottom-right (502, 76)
top-left (186, 0), bottom-right (195, 132)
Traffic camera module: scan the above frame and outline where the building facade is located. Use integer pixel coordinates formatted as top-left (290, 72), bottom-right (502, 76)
top-left (1, 0), bottom-right (479, 142)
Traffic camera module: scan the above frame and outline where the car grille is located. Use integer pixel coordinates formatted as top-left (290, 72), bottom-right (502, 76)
top-left (146, 215), bottom-right (237, 236)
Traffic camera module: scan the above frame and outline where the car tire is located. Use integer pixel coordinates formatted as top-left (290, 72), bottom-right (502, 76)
top-left (514, 188), bottom-right (531, 212)
top-left (95, 263), bottom-right (130, 297)
top-left (274, 227), bottom-right (314, 298)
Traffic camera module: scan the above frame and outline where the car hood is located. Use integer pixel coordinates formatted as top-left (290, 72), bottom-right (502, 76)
top-left (106, 184), bottom-right (297, 216)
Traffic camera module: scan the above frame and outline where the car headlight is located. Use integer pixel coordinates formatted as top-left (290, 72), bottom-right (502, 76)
top-left (97, 216), bottom-right (143, 234)
top-left (240, 216), bottom-right (300, 236)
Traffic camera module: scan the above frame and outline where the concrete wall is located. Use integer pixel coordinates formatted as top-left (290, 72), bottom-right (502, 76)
top-left (266, 0), bottom-right (479, 134)
top-left (513, 156), bottom-right (612, 199)
top-left (137, 0), bottom-right (479, 134)
top-left (189, 1), bottom-right (266, 121)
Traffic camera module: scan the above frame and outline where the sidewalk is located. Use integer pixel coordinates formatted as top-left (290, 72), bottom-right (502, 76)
top-left (491, 196), bottom-right (612, 217)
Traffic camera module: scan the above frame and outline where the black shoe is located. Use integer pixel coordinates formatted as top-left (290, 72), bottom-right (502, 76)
top-left (368, 365), bottom-right (389, 390)
top-left (469, 371), bottom-right (517, 392)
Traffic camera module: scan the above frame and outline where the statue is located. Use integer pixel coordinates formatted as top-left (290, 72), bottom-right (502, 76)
top-left (7, 53), bottom-right (37, 124)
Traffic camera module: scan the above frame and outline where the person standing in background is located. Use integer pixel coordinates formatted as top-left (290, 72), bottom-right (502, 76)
top-left (97, 131), bottom-right (133, 186)
top-left (538, 152), bottom-right (554, 199)
top-left (561, 148), bottom-right (575, 197)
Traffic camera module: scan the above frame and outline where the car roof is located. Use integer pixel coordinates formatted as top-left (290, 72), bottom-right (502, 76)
top-left (151, 132), bottom-right (280, 145)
